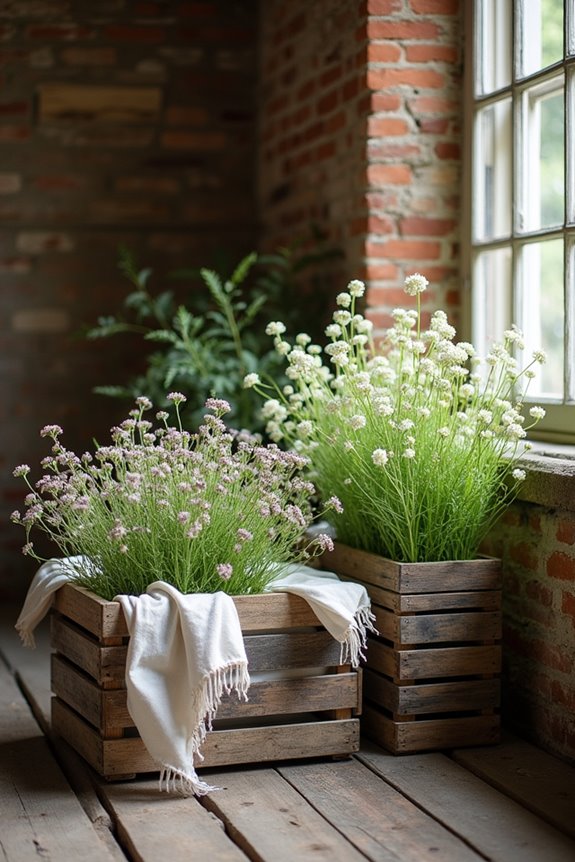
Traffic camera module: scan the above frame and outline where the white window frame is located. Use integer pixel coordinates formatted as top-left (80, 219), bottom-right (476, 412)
top-left (463, 0), bottom-right (575, 444)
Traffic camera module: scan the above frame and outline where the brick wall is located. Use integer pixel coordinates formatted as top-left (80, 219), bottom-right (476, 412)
top-left (364, 0), bottom-right (462, 331)
top-left (258, 0), bottom-right (463, 330)
top-left (0, 0), bottom-right (259, 598)
top-left (257, 0), bottom-right (369, 300)
top-left (482, 497), bottom-right (575, 764)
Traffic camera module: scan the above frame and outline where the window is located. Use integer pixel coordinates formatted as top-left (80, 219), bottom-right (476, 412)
top-left (466, 0), bottom-right (575, 442)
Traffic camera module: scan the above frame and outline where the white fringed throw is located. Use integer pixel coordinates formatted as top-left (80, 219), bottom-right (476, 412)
top-left (16, 558), bottom-right (375, 796)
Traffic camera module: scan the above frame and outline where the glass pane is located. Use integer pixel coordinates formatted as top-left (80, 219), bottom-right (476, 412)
top-left (567, 239), bottom-right (575, 400)
top-left (473, 247), bottom-right (512, 356)
top-left (520, 0), bottom-right (564, 76)
top-left (520, 239), bottom-right (564, 399)
top-left (476, 0), bottom-right (512, 95)
top-left (522, 81), bottom-right (564, 230)
top-left (474, 99), bottom-right (512, 240)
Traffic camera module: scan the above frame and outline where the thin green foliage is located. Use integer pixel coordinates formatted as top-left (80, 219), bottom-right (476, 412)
top-left (12, 395), bottom-right (337, 599)
top-left (246, 275), bottom-right (547, 562)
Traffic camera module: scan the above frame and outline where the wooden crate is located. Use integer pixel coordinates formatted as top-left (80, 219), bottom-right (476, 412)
top-left (50, 584), bottom-right (361, 779)
top-left (319, 542), bottom-right (502, 754)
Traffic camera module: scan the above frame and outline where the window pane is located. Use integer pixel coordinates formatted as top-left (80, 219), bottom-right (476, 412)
top-left (520, 239), bottom-right (564, 399)
top-left (476, 0), bottom-right (511, 94)
top-left (473, 247), bottom-right (512, 356)
top-left (521, 80), bottom-right (564, 231)
top-left (520, 0), bottom-right (564, 77)
top-left (474, 99), bottom-right (512, 240)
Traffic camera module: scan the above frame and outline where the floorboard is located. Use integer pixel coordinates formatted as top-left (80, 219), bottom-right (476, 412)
top-left (358, 744), bottom-right (575, 862)
top-left (278, 758), bottom-right (484, 861)
top-left (1, 604), bottom-right (575, 862)
top-left (453, 737), bottom-right (575, 839)
top-left (0, 661), bottom-right (121, 862)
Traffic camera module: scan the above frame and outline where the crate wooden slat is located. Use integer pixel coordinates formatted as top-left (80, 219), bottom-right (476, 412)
top-left (52, 698), bottom-right (360, 777)
top-left (320, 542), bottom-right (502, 754)
top-left (50, 584), bottom-right (361, 778)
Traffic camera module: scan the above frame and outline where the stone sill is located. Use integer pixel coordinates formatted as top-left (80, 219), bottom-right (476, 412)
top-left (518, 443), bottom-right (575, 511)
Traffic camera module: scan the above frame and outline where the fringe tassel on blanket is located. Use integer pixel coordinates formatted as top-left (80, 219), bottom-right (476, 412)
top-left (158, 660), bottom-right (250, 796)
top-left (340, 606), bottom-right (378, 667)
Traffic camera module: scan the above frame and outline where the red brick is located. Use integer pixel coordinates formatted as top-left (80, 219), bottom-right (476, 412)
top-left (406, 43), bottom-right (460, 63)
top-left (370, 93), bottom-right (401, 112)
top-left (561, 590), bottom-right (575, 626)
top-left (0, 101), bottom-right (28, 116)
top-left (367, 164), bottom-right (412, 185)
top-left (295, 81), bottom-right (314, 106)
top-left (320, 65), bottom-right (343, 88)
top-left (341, 77), bottom-right (360, 101)
top-left (26, 25), bottom-right (94, 40)
top-left (369, 142), bottom-right (421, 160)
top-left (160, 131), bottom-right (227, 150)
top-left (368, 117), bottom-right (409, 136)
top-left (382, 239), bottom-right (441, 259)
top-left (400, 216), bottom-right (456, 236)
top-left (509, 542), bottom-right (538, 571)
top-left (0, 127), bottom-right (31, 142)
top-left (368, 0), bottom-right (403, 12)
top-left (435, 141), bottom-right (461, 159)
top-left (369, 286), bottom-right (424, 305)
top-left (557, 519), bottom-right (575, 545)
top-left (368, 19), bottom-right (441, 40)
top-left (317, 89), bottom-right (340, 115)
top-left (165, 106), bottom-right (209, 126)
top-left (550, 679), bottom-right (575, 711)
top-left (418, 117), bottom-right (449, 133)
top-left (368, 214), bottom-right (394, 234)
top-left (365, 262), bottom-right (399, 281)
top-left (410, 96), bottom-right (459, 115)
top-left (60, 48), bottom-right (117, 66)
top-left (104, 26), bottom-right (166, 43)
top-left (547, 551), bottom-right (575, 581)
top-left (324, 111), bottom-right (346, 133)
top-left (32, 176), bottom-right (84, 191)
top-left (315, 141), bottom-right (336, 161)
top-left (368, 67), bottom-right (445, 90)
top-left (410, 0), bottom-right (460, 13)
top-left (177, 2), bottom-right (217, 16)
top-left (525, 580), bottom-right (553, 607)
top-left (367, 42), bottom-right (402, 63)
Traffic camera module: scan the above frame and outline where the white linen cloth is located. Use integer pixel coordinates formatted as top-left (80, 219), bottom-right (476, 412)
top-left (16, 558), bottom-right (375, 796)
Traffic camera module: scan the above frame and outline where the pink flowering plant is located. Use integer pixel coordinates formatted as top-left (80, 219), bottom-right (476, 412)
top-left (244, 275), bottom-right (546, 563)
top-left (11, 395), bottom-right (336, 599)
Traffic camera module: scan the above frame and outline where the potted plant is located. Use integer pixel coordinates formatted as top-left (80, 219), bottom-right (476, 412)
top-left (12, 395), bottom-right (363, 782)
top-left (245, 274), bottom-right (546, 752)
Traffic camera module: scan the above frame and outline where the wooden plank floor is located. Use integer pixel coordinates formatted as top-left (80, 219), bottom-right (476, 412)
top-left (1, 607), bottom-right (574, 862)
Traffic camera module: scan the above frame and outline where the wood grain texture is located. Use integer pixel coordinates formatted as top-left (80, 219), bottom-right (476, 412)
top-left (453, 736), bottom-right (575, 839)
top-left (52, 698), bottom-right (359, 777)
top-left (358, 743), bottom-right (575, 862)
top-left (100, 780), bottom-right (250, 862)
top-left (366, 639), bottom-right (501, 681)
top-left (278, 758), bottom-right (484, 861)
top-left (200, 768), bottom-right (367, 862)
top-left (320, 542), bottom-right (501, 593)
top-left (0, 663), bottom-right (118, 862)
top-left (54, 584), bottom-right (322, 639)
top-left (364, 669), bottom-right (501, 715)
top-left (51, 656), bottom-right (359, 731)
top-left (372, 607), bottom-right (501, 644)
top-left (361, 705), bottom-right (500, 752)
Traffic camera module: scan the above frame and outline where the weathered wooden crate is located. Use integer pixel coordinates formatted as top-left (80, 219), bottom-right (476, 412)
top-left (319, 542), bottom-right (502, 754)
top-left (50, 584), bottom-right (361, 779)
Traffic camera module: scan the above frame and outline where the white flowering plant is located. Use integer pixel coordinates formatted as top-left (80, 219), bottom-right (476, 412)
top-left (245, 275), bottom-right (546, 562)
top-left (11, 395), bottom-right (336, 599)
